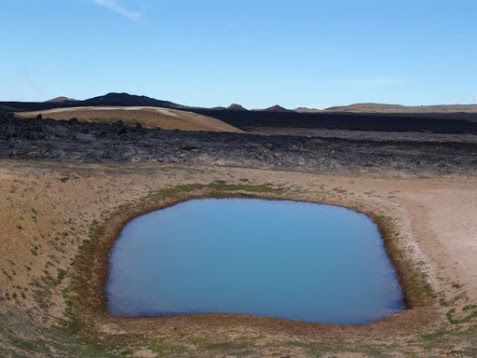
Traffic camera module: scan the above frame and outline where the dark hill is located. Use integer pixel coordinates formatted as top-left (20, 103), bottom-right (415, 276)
top-left (0, 93), bottom-right (186, 112)
top-left (262, 105), bottom-right (291, 112)
top-left (82, 92), bottom-right (185, 109)
top-left (228, 103), bottom-right (248, 111)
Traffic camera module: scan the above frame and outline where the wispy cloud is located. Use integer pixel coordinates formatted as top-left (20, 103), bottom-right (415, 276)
top-left (94, 0), bottom-right (141, 21)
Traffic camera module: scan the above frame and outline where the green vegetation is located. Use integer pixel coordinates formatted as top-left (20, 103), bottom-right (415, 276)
top-left (374, 214), bottom-right (435, 308)
top-left (155, 180), bottom-right (280, 199)
top-left (446, 308), bottom-right (477, 324)
top-left (209, 180), bottom-right (278, 193)
top-left (190, 336), bottom-right (254, 357)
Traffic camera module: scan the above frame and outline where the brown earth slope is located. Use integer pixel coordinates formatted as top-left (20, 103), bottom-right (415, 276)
top-left (16, 106), bottom-right (243, 133)
top-left (0, 161), bottom-right (476, 357)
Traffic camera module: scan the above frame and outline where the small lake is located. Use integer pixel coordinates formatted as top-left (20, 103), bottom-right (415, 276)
top-left (106, 198), bottom-right (404, 324)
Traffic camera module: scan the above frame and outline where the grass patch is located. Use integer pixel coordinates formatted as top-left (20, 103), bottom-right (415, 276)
top-left (193, 336), bottom-right (253, 355)
top-left (374, 214), bottom-right (435, 308)
top-left (156, 181), bottom-right (280, 199)
top-left (57, 269), bottom-right (67, 283)
top-left (446, 308), bottom-right (477, 324)
top-left (156, 183), bottom-right (204, 197)
top-left (1, 268), bottom-right (13, 281)
top-left (209, 180), bottom-right (278, 194)
top-left (422, 328), bottom-right (450, 343)
top-left (149, 342), bottom-right (187, 357)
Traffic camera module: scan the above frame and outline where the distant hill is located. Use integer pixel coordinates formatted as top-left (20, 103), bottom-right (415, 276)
top-left (295, 107), bottom-right (322, 113)
top-left (0, 92), bottom-right (187, 112)
top-left (82, 92), bottom-right (186, 110)
top-left (261, 105), bottom-right (291, 112)
top-left (4, 93), bottom-right (477, 114)
top-left (45, 96), bottom-right (77, 103)
top-left (326, 103), bottom-right (477, 113)
top-left (228, 103), bottom-right (248, 111)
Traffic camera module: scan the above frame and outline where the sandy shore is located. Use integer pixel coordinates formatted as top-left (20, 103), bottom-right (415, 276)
top-left (0, 160), bottom-right (476, 357)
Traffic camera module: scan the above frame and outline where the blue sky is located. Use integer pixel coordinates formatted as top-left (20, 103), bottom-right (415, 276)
top-left (1, 0), bottom-right (476, 108)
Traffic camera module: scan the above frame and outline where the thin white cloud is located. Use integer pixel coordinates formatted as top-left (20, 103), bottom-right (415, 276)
top-left (94, 0), bottom-right (141, 21)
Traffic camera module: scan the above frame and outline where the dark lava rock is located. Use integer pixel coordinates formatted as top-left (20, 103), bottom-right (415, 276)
top-left (0, 110), bottom-right (476, 175)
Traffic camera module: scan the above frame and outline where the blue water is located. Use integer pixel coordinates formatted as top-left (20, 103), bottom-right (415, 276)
top-left (106, 199), bottom-right (404, 324)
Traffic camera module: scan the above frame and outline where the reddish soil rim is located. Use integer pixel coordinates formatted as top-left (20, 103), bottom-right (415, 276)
top-left (70, 186), bottom-right (437, 337)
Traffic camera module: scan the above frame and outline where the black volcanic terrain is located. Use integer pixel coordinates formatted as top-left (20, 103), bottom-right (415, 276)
top-left (3, 93), bottom-right (477, 135)
top-left (192, 108), bottom-right (477, 134)
top-left (1, 107), bottom-right (476, 174)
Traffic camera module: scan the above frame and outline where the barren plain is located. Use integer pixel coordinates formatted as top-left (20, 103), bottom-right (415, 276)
top-left (0, 107), bottom-right (476, 357)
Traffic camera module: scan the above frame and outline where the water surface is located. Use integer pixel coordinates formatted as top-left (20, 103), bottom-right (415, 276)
top-left (107, 198), bottom-right (404, 324)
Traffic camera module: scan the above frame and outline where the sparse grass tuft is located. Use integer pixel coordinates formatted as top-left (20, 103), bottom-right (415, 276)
top-left (374, 214), bottom-right (435, 308)
top-left (155, 181), bottom-right (280, 199)
top-left (209, 180), bottom-right (279, 194)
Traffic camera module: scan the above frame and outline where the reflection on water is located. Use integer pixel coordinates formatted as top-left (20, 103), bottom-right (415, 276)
top-left (107, 199), bottom-right (404, 324)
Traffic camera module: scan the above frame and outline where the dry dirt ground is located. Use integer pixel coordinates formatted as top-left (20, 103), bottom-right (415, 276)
top-left (0, 160), bottom-right (476, 357)
top-left (16, 107), bottom-right (242, 133)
